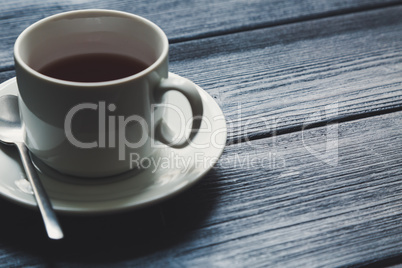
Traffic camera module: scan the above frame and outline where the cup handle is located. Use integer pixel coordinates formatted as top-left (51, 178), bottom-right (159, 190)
top-left (154, 75), bottom-right (203, 148)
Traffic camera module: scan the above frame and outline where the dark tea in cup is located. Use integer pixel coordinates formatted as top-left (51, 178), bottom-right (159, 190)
top-left (38, 53), bottom-right (148, 82)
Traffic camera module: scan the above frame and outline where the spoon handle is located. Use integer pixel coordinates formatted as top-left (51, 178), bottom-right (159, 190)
top-left (16, 142), bottom-right (64, 240)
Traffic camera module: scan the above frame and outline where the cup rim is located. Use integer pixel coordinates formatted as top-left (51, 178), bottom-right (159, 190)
top-left (14, 9), bottom-right (169, 88)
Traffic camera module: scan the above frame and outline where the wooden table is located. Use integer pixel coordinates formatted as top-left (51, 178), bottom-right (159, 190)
top-left (1, 0), bottom-right (402, 267)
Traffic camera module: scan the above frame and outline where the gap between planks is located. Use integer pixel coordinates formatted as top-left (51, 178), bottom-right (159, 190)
top-left (228, 106), bottom-right (402, 145)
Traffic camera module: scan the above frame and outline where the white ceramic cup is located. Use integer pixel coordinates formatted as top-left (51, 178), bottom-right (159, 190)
top-left (14, 9), bottom-right (203, 178)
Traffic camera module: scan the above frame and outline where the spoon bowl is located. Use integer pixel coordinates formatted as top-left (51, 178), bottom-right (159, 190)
top-left (0, 95), bottom-right (24, 143)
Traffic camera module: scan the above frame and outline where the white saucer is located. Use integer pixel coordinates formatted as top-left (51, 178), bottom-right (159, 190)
top-left (0, 73), bottom-right (227, 215)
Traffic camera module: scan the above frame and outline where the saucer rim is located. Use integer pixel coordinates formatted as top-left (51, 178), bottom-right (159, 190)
top-left (0, 73), bottom-right (227, 215)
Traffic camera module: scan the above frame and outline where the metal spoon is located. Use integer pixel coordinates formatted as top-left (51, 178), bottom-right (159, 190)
top-left (0, 95), bottom-right (63, 240)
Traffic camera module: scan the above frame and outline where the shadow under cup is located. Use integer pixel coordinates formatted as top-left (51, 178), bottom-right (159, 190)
top-left (14, 10), bottom-right (170, 178)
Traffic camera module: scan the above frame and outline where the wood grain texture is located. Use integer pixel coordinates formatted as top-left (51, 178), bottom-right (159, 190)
top-left (0, 71), bottom-right (14, 83)
top-left (168, 5), bottom-right (402, 143)
top-left (0, 109), bottom-right (400, 267)
top-left (1, 0), bottom-right (402, 68)
top-left (0, 1), bottom-right (401, 267)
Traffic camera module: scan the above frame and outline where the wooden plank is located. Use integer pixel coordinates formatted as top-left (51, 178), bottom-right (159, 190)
top-left (156, 112), bottom-right (402, 267)
top-left (168, 5), bottom-right (402, 143)
top-left (0, 106), bottom-right (401, 267)
top-left (0, 71), bottom-right (14, 83)
top-left (1, 0), bottom-right (402, 68)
